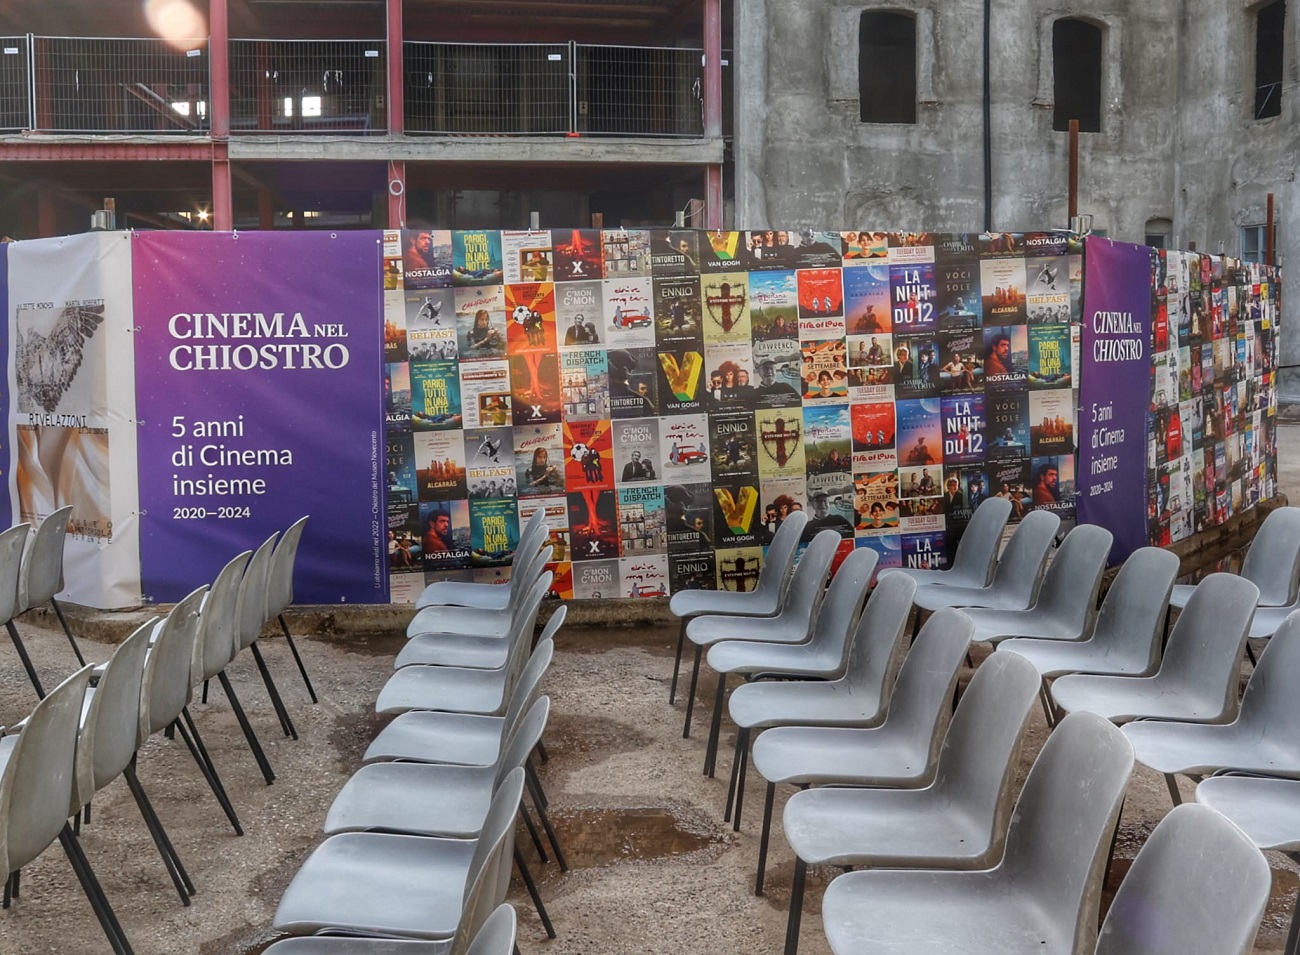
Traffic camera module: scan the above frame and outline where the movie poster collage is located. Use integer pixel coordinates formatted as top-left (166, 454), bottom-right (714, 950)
top-left (379, 227), bottom-right (1082, 602)
top-left (1146, 251), bottom-right (1280, 546)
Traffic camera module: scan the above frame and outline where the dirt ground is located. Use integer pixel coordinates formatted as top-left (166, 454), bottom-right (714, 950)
top-left (0, 424), bottom-right (1298, 954)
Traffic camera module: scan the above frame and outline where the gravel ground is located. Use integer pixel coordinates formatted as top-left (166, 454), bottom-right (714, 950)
top-left (0, 422), bottom-right (1296, 954)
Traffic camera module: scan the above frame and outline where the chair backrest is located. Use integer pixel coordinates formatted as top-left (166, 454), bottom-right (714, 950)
top-left (998, 712), bottom-right (1134, 955)
top-left (492, 697), bottom-right (550, 791)
top-left (139, 586), bottom-right (208, 742)
top-left (842, 569), bottom-right (916, 693)
top-left (500, 542), bottom-right (553, 616)
top-left (879, 608), bottom-right (973, 766)
top-left (759, 510), bottom-right (809, 602)
top-left (267, 516), bottom-right (309, 620)
top-left (235, 533), bottom-right (279, 652)
top-left (499, 573), bottom-right (553, 696)
top-left (1233, 609), bottom-right (1300, 737)
top-left (515, 510), bottom-right (549, 562)
top-left (949, 497), bottom-right (1014, 585)
top-left (1029, 524), bottom-right (1113, 630)
top-left (462, 904), bottom-right (517, 955)
top-left (1095, 803), bottom-right (1269, 955)
top-left (1088, 547), bottom-right (1179, 668)
top-left (501, 609), bottom-right (564, 731)
top-left (0, 664), bottom-right (94, 875)
top-left (0, 523), bottom-right (30, 626)
top-left (987, 510), bottom-right (1061, 606)
top-left (1158, 573), bottom-right (1258, 718)
top-left (930, 651), bottom-right (1039, 852)
top-left (1239, 505), bottom-right (1300, 606)
top-left (775, 530), bottom-right (840, 634)
top-left (17, 505), bottom-right (73, 611)
top-left (74, 620), bottom-right (154, 811)
top-left (804, 547), bottom-right (874, 665)
top-left (196, 550), bottom-right (252, 684)
top-left (454, 768), bottom-right (526, 954)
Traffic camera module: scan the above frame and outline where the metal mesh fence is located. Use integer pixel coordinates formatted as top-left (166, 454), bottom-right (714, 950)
top-left (229, 39), bottom-right (386, 133)
top-left (0, 38), bottom-right (31, 131)
top-left (575, 44), bottom-right (702, 137)
top-left (404, 42), bottom-right (570, 135)
top-left (29, 36), bottom-right (208, 133)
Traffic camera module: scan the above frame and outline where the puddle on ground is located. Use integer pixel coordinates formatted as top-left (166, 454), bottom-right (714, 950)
top-left (543, 805), bottom-right (723, 868)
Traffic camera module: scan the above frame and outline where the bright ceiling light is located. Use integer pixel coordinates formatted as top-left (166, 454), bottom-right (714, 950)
top-left (144, 0), bottom-right (207, 50)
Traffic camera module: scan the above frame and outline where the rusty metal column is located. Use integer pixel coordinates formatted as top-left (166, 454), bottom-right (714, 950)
top-left (387, 0), bottom-right (406, 228)
top-left (210, 0), bottom-right (233, 229)
top-left (703, 0), bottom-right (723, 229)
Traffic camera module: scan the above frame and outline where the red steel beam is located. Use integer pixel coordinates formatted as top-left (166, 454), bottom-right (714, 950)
top-left (703, 0), bottom-right (721, 138)
top-left (387, 0), bottom-right (404, 134)
top-left (211, 0), bottom-right (231, 140)
top-left (0, 141), bottom-right (214, 161)
top-left (212, 141), bottom-right (233, 230)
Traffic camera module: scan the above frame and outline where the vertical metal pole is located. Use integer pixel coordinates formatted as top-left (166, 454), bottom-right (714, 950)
top-left (26, 34), bottom-right (35, 130)
top-left (210, 0), bottom-right (233, 230)
top-left (1266, 192), bottom-right (1275, 266)
top-left (568, 40), bottom-right (578, 134)
top-left (706, 166), bottom-right (723, 229)
top-left (212, 143), bottom-right (233, 231)
top-left (704, 0), bottom-right (724, 229)
top-left (1068, 119), bottom-right (1079, 226)
top-left (981, 0), bottom-right (992, 232)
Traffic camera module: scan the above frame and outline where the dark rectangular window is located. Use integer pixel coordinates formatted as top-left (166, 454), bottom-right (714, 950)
top-left (1256, 0), bottom-right (1286, 119)
top-left (1053, 19), bottom-right (1103, 132)
top-left (859, 12), bottom-right (916, 124)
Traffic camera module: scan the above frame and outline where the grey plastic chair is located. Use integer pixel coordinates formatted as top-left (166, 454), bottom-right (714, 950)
top-left (376, 583), bottom-right (551, 717)
top-left (961, 524), bottom-right (1113, 645)
top-left (272, 768), bottom-right (524, 947)
top-left (1122, 610), bottom-right (1300, 805)
top-left (878, 496), bottom-right (1013, 588)
top-left (748, 608), bottom-right (974, 894)
top-left (1169, 505), bottom-right (1300, 610)
top-left (997, 547), bottom-right (1179, 711)
top-left (262, 902), bottom-right (517, 955)
top-left (267, 516), bottom-right (318, 703)
top-left (405, 543), bottom-right (552, 641)
top-left (1051, 573), bottom-right (1258, 725)
top-left (364, 608), bottom-right (566, 767)
top-left (15, 505), bottom-right (85, 667)
top-left (667, 509), bottom-right (809, 705)
top-left (236, 532), bottom-right (298, 740)
top-left (394, 573), bottom-right (554, 671)
top-left (416, 508), bottom-right (548, 609)
top-left (781, 651), bottom-right (1040, 955)
top-left (724, 572), bottom-right (918, 830)
top-left (819, 712), bottom-right (1134, 955)
top-left (1096, 802), bottom-right (1268, 955)
top-left (0, 664), bottom-right (134, 954)
top-left (1196, 775), bottom-right (1300, 955)
top-left (912, 509), bottom-right (1061, 613)
top-left (0, 523), bottom-right (41, 697)
top-left (686, 530), bottom-right (841, 773)
top-left (73, 620), bottom-right (198, 907)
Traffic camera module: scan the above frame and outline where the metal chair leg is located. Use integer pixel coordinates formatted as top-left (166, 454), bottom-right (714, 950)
top-left (682, 644), bottom-right (703, 738)
top-left (669, 618), bottom-right (687, 704)
top-left (513, 846), bottom-right (557, 939)
top-left (518, 803), bottom-right (549, 864)
top-left (755, 781), bottom-right (776, 896)
top-left (703, 672), bottom-right (727, 778)
top-left (59, 826), bottom-right (134, 955)
top-left (784, 857), bottom-right (808, 955)
top-left (250, 642), bottom-right (298, 740)
top-left (732, 727), bottom-right (751, 832)
top-left (174, 714), bottom-right (243, 836)
top-left (1164, 773), bottom-right (1183, 806)
top-left (5, 620), bottom-right (45, 699)
top-left (724, 728), bottom-right (744, 822)
top-left (123, 760), bottom-right (194, 906)
top-left (279, 613), bottom-right (318, 704)
top-left (525, 764), bottom-right (568, 872)
top-left (217, 671), bottom-right (276, 784)
top-left (49, 596), bottom-right (87, 666)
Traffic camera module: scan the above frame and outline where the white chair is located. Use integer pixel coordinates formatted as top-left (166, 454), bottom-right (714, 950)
top-left (15, 505), bottom-right (86, 667)
top-left (878, 496), bottom-right (1012, 588)
top-left (415, 509), bottom-right (548, 610)
top-left (0, 523), bottom-right (40, 697)
top-left (1168, 505), bottom-right (1300, 610)
top-left (780, 651), bottom-right (1040, 955)
top-left (235, 533), bottom-right (298, 740)
top-left (818, 712), bottom-right (1134, 955)
top-left (404, 543), bottom-right (553, 641)
top-left (394, 574), bottom-right (554, 671)
top-left (262, 902), bottom-right (517, 955)
top-left (267, 516), bottom-right (318, 703)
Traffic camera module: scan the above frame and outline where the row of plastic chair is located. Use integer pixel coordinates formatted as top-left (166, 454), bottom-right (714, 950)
top-left (264, 512), bottom-right (566, 951)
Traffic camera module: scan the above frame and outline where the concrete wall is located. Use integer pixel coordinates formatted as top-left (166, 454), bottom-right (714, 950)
top-left (733, 0), bottom-right (1293, 388)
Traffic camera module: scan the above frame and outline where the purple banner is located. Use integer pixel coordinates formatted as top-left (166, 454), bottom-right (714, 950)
top-left (1078, 236), bottom-right (1152, 563)
top-left (133, 232), bottom-right (386, 603)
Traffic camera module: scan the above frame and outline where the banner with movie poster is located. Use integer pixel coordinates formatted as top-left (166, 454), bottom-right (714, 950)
top-left (383, 228), bottom-right (1087, 601)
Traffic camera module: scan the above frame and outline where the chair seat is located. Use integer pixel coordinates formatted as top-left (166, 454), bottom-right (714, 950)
top-left (376, 666), bottom-right (508, 717)
top-left (822, 868), bottom-right (1074, 955)
top-left (687, 613), bottom-right (808, 648)
top-left (1248, 604), bottom-right (1299, 638)
top-left (363, 712), bottom-right (504, 766)
top-left (728, 681), bottom-right (884, 731)
top-left (914, 583), bottom-right (1031, 614)
top-left (752, 724), bottom-right (933, 787)
top-left (669, 588), bottom-right (780, 620)
top-left (406, 605), bottom-right (514, 640)
top-left (877, 565), bottom-right (987, 589)
top-left (1051, 674), bottom-right (1232, 725)
top-left (1122, 721), bottom-right (1300, 777)
top-left (706, 640), bottom-right (842, 678)
top-left (394, 634), bottom-right (510, 671)
top-left (264, 937), bottom-right (449, 953)
top-left (1196, 776), bottom-right (1300, 850)
top-left (996, 637), bottom-right (1154, 679)
top-left (324, 763), bottom-right (495, 837)
top-left (785, 787), bottom-right (993, 868)
top-left (415, 579), bottom-right (512, 612)
top-left (1168, 583), bottom-right (1195, 610)
top-left (963, 609), bottom-right (1084, 645)
top-left (273, 832), bottom-right (476, 940)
